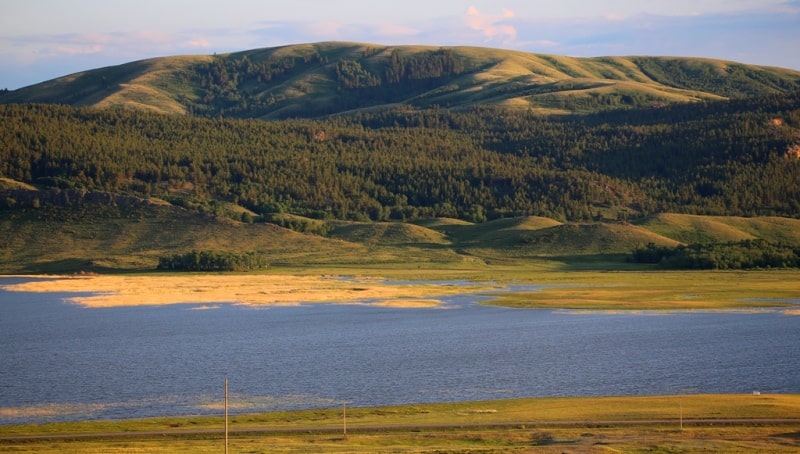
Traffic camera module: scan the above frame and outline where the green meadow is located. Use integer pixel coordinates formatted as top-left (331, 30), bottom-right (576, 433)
top-left (2, 394), bottom-right (799, 453)
top-left (4, 188), bottom-right (800, 275)
top-left (480, 269), bottom-right (800, 311)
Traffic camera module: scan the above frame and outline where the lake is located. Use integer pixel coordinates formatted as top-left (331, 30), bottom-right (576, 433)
top-left (1, 277), bottom-right (798, 424)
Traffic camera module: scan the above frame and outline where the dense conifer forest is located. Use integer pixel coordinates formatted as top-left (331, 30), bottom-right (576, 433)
top-left (157, 250), bottom-right (269, 271)
top-left (2, 89), bottom-right (800, 224)
top-left (630, 240), bottom-right (800, 270)
top-left (189, 48), bottom-right (468, 117)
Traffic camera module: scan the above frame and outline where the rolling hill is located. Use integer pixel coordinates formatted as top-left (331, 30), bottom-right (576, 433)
top-left (0, 185), bottom-right (469, 273)
top-left (634, 214), bottom-right (800, 245)
top-left (2, 43), bottom-right (800, 273)
top-left (3, 42), bottom-right (800, 117)
top-left (4, 183), bottom-right (800, 273)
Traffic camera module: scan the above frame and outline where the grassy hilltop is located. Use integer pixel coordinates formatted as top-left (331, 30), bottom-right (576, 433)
top-left (3, 41), bottom-right (800, 117)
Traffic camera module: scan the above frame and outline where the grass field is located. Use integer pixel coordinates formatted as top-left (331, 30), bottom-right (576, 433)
top-left (482, 269), bottom-right (800, 311)
top-left (4, 188), bottom-right (800, 275)
top-left (2, 394), bottom-right (798, 453)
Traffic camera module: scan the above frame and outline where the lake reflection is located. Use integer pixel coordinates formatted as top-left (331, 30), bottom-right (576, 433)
top-left (0, 278), bottom-right (798, 424)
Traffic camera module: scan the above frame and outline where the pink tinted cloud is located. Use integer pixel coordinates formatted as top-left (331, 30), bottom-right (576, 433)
top-left (187, 38), bottom-right (210, 48)
top-left (36, 30), bottom-right (172, 55)
top-left (297, 20), bottom-right (419, 40)
top-left (15, 29), bottom-right (215, 61)
top-left (305, 21), bottom-right (346, 37)
top-left (377, 23), bottom-right (420, 37)
top-left (465, 6), bottom-right (517, 41)
top-left (52, 44), bottom-right (103, 56)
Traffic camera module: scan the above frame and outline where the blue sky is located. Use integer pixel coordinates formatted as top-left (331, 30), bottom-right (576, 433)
top-left (2, 1), bottom-right (799, 89)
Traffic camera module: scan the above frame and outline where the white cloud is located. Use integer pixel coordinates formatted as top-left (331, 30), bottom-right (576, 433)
top-left (512, 9), bottom-right (800, 69)
top-left (509, 0), bottom-right (796, 19)
top-left (3, 29), bottom-right (226, 64)
top-left (52, 44), bottom-right (103, 56)
top-left (187, 38), bottom-right (210, 48)
top-left (376, 23), bottom-right (421, 37)
top-left (304, 22), bottom-right (347, 38)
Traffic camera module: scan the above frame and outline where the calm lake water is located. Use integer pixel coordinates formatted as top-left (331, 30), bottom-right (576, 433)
top-left (1, 277), bottom-right (798, 424)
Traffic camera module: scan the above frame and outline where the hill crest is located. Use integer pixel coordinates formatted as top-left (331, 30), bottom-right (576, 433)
top-left (3, 42), bottom-right (799, 118)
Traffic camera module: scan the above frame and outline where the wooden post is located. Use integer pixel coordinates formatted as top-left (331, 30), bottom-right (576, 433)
top-left (343, 402), bottom-right (347, 438)
top-left (225, 378), bottom-right (229, 454)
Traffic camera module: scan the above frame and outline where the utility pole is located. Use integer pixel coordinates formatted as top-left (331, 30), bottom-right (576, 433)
top-left (225, 378), bottom-right (229, 454)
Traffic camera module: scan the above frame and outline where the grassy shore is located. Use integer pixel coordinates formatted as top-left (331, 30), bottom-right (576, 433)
top-left (2, 394), bottom-right (799, 453)
top-left (483, 269), bottom-right (800, 311)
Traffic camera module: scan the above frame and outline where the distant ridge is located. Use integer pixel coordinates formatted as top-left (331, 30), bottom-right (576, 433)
top-left (3, 42), bottom-right (800, 118)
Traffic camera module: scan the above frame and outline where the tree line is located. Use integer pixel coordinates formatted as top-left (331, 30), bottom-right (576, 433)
top-left (157, 250), bottom-right (268, 271)
top-left (629, 240), bottom-right (800, 270)
top-left (187, 48), bottom-right (468, 117)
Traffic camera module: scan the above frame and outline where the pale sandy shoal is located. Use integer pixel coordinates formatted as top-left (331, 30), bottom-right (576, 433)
top-left (2, 275), bottom-right (490, 308)
top-left (371, 299), bottom-right (443, 308)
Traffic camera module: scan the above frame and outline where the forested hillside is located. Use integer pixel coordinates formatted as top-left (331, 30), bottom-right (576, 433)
top-left (2, 89), bottom-right (799, 224)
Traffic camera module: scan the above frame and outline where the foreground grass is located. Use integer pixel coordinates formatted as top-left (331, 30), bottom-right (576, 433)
top-left (2, 394), bottom-right (799, 453)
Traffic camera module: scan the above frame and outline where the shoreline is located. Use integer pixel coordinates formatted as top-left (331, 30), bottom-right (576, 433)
top-left (3, 393), bottom-right (798, 429)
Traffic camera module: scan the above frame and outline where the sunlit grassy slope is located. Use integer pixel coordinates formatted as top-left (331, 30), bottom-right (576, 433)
top-left (4, 185), bottom-right (799, 274)
top-left (328, 220), bottom-right (451, 245)
top-left (4, 42), bottom-right (799, 117)
top-left (635, 213), bottom-right (800, 245)
top-left (2, 56), bottom-right (212, 114)
top-left (0, 203), bottom-right (349, 273)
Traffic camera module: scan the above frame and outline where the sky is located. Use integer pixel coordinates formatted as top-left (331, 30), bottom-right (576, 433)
top-left (2, 1), bottom-right (799, 90)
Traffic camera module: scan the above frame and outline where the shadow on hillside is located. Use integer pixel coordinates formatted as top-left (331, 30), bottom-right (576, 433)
top-left (19, 259), bottom-right (140, 275)
top-left (549, 254), bottom-right (653, 271)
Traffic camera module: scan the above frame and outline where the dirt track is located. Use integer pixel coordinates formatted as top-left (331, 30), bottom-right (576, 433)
top-left (3, 418), bottom-right (799, 442)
